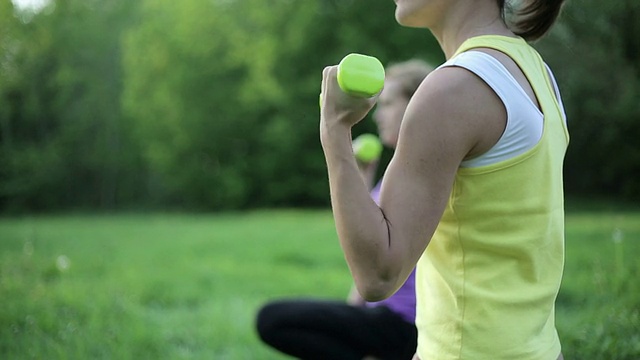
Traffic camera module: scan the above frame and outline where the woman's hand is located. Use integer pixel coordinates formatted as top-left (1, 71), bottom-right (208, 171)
top-left (320, 65), bottom-right (379, 134)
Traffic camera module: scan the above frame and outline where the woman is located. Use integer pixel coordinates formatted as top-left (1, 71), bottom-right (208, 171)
top-left (256, 60), bottom-right (434, 360)
top-left (319, 0), bottom-right (568, 359)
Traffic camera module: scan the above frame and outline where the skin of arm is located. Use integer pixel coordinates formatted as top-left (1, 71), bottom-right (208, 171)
top-left (346, 285), bottom-right (367, 306)
top-left (320, 65), bottom-right (505, 301)
top-left (356, 159), bottom-right (379, 191)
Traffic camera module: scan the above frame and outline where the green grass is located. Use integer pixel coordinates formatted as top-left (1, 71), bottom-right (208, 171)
top-left (0, 204), bottom-right (639, 359)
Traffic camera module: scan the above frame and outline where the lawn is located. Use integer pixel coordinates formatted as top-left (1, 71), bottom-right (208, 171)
top-left (0, 203), bottom-right (639, 359)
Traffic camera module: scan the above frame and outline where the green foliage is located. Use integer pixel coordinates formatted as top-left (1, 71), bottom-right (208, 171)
top-left (536, 1), bottom-right (640, 200)
top-left (121, 0), bottom-right (441, 210)
top-left (0, 0), bottom-right (144, 212)
top-left (0, 205), bottom-right (639, 358)
top-left (1, 0), bottom-right (639, 211)
top-left (122, 0), bottom-right (298, 209)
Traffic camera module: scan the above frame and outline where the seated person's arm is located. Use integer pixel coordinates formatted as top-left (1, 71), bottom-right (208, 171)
top-left (346, 285), bottom-right (366, 306)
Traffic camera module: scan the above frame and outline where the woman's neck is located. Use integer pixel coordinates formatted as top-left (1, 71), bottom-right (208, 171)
top-left (429, 2), bottom-right (515, 59)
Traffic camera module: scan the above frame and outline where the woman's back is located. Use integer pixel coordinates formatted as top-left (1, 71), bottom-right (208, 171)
top-left (414, 35), bottom-right (568, 360)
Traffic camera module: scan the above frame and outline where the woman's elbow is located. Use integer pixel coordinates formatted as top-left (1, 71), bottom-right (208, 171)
top-left (355, 276), bottom-right (399, 302)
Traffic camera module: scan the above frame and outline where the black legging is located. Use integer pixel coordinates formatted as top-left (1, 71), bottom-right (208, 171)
top-left (255, 299), bottom-right (417, 360)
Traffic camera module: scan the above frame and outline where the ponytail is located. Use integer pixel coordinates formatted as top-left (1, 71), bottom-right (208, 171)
top-left (499, 0), bottom-right (566, 41)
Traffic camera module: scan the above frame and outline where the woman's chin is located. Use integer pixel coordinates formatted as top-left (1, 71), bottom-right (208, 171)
top-left (395, 9), bottom-right (428, 28)
top-left (396, 17), bottom-right (426, 28)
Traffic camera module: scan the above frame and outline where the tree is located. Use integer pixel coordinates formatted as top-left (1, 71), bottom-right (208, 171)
top-left (0, 0), bottom-right (143, 211)
top-left (4, 0), bottom-right (638, 212)
top-left (122, 0), bottom-right (443, 210)
top-left (536, 0), bottom-right (640, 199)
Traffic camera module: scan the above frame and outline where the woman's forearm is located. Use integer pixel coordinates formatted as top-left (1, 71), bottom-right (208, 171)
top-left (321, 124), bottom-right (401, 301)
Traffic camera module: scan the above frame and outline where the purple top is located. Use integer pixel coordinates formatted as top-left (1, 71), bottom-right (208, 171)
top-left (365, 181), bottom-right (416, 324)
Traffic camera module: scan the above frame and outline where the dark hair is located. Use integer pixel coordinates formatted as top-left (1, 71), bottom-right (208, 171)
top-left (498, 0), bottom-right (566, 41)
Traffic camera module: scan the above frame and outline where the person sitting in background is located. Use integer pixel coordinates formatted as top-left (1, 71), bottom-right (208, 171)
top-left (255, 59), bottom-right (434, 360)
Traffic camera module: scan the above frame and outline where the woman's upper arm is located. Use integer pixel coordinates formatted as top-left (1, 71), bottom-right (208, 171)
top-left (380, 66), bottom-right (506, 277)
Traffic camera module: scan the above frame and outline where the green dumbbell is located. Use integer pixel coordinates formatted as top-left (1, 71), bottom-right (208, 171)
top-left (338, 53), bottom-right (385, 97)
top-left (320, 53), bottom-right (385, 106)
top-left (352, 133), bottom-right (383, 163)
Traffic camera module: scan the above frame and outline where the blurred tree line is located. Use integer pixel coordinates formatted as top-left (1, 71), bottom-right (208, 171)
top-left (0, 0), bottom-right (638, 213)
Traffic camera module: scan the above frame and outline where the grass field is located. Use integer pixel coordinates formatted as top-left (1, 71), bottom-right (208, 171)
top-left (1, 202), bottom-right (639, 359)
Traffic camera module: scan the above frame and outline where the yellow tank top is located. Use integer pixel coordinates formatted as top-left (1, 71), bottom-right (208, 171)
top-left (415, 36), bottom-right (569, 359)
